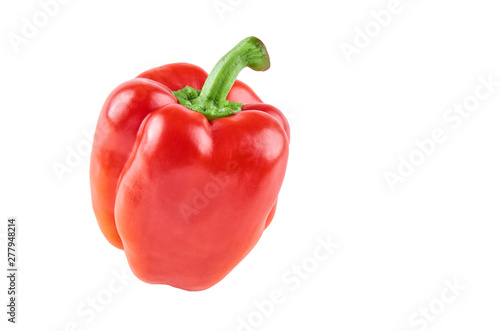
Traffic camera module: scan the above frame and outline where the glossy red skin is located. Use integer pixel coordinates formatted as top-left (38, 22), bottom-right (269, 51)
top-left (90, 63), bottom-right (290, 291)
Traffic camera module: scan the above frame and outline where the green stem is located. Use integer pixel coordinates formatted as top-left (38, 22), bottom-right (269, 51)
top-left (172, 37), bottom-right (270, 121)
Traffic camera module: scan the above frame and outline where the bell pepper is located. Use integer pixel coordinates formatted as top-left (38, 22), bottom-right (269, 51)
top-left (89, 37), bottom-right (290, 291)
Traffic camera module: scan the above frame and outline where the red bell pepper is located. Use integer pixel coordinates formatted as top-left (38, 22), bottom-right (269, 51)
top-left (90, 37), bottom-right (290, 291)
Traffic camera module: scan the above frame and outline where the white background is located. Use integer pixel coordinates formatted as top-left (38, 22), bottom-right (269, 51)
top-left (1, 0), bottom-right (500, 330)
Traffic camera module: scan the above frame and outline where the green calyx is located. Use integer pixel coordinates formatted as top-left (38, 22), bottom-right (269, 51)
top-left (172, 86), bottom-right (243, 121)
top-left (172, 36), bottom-right (270, 121)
